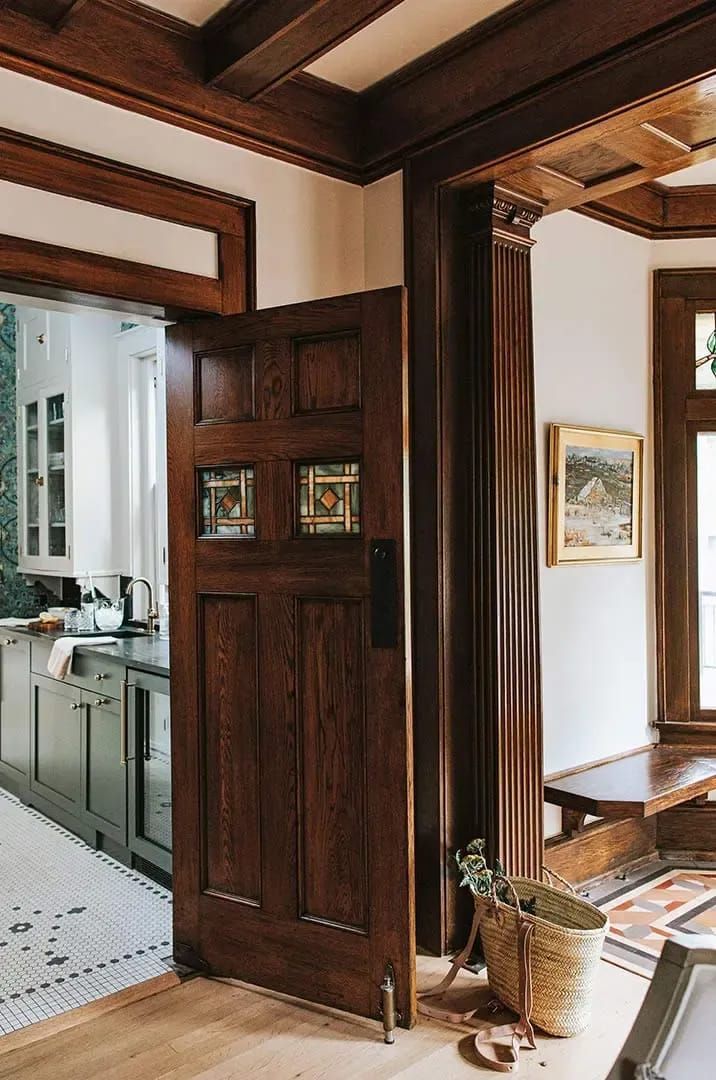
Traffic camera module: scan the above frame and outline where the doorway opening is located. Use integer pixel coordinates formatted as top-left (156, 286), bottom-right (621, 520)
top-left (0, 293), bottom-right (176, 1035)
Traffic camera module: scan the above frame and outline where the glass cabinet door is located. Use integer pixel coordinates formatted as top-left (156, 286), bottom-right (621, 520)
top-left (23, 401), bottom-right (40, 557)
top-left (45, 392), bottom-right (66, 558)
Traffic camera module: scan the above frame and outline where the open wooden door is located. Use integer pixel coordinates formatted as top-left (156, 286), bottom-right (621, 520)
top-left (165, 287), bottom-right (415, 1029)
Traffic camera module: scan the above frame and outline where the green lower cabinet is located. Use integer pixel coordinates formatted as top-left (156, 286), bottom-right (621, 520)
top-left (30, 675), bottom-right (83, 817)
top-left (81, 691), bottom-right (127, 846)
top-left (0, 637), bottom-right (31, 793)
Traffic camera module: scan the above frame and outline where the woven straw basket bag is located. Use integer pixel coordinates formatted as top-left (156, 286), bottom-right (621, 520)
top-left (479, 870), bottom-right (608, 1038)
top-left (419, 868), bottom-right (609, 1073)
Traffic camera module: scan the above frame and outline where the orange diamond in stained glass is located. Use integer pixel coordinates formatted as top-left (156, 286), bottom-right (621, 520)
top-left (220, 490), bottom-right (238, 512)
top-left (319, 488), bottom-right (340, 511)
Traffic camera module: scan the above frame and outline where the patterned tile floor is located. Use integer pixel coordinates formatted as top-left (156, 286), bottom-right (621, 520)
top-left (597, 863), bottom-right (716, 976)
top-left (0, 787), bottom-right (173, 1035)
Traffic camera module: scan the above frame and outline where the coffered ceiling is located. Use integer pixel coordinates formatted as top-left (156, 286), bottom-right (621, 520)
top-left (0, 0), bottom-right (713, 191)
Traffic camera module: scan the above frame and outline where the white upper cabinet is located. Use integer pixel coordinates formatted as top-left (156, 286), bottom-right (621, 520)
top-left (16, 309), bottom-right (125, 580)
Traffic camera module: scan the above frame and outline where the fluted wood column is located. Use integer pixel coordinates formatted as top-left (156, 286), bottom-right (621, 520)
top-left (467, 184), bottom-right (544, 877)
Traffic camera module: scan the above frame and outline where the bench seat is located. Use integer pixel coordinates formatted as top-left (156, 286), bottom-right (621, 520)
top-left (544, 746), bottom-right (716, 819)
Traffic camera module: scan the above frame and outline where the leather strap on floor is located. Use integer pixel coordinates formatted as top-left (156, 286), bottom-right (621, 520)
top-left (418, 903), bottom-right (537, 1073)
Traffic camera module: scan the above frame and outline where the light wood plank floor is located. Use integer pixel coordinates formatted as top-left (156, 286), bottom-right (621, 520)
top-left (0, 957), bottom-right (647, 1079)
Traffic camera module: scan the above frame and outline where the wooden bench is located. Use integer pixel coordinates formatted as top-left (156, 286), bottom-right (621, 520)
top-left (544, 746), bottom-right (716, 837)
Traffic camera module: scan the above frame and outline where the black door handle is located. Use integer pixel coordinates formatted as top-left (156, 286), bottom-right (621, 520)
top-left (370, 539), bottom-right (398, 648)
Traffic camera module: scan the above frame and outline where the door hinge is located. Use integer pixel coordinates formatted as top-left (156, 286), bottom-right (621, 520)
top-left (379, 963), bottom-right (399, 1044)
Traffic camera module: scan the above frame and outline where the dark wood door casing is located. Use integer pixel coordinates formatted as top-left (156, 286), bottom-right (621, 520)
top-left (166, 287), bottom-right (416, 1026)
top-left (408, 172), bottom-right (545, 954)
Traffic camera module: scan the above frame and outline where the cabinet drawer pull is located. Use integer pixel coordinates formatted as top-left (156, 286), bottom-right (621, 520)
top-left (120, 680), bottom-right (128, 767)
top-left (70, 702), bottom-right (81, 711)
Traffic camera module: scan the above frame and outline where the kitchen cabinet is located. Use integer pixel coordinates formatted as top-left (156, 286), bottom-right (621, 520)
top-left (0, 635), bottom-right (30, 794)
top-left (30, 674), bottom-right (83, 818)
top-left (16, 308), bottom-right (124, 582)
top-left (128, 669), bottom-right (172, 874)
top-left (81, 691), bottom-right (127, 846)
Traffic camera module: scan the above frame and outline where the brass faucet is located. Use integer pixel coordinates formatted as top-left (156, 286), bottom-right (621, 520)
top-left (126, 577), bottom-right (159, 634)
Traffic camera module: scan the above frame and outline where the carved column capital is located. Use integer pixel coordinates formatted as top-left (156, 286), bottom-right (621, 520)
top-left (466, 183), bottom-right (544, 247)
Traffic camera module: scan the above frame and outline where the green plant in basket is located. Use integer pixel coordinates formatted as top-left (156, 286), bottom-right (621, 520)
top-left (455, 838), bottom-right (537, 915)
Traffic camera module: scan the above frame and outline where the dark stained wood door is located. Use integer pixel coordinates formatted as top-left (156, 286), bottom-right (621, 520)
top-left (166, 287), bottom-right (415, 1027)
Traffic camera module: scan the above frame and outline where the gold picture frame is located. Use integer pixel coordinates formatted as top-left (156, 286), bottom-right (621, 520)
top-left (548, 424), bottom-right (644, 566)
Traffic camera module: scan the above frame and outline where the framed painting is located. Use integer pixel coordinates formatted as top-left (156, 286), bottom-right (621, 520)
top-left (548, 424), bottom-right (644, 566)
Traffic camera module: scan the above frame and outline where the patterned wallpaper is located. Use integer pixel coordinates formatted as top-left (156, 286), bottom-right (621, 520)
top-left (0, 305), bottom-right (54, 617)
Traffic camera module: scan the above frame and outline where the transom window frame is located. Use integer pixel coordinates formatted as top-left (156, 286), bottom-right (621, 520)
top-left (654, 269), bottom-right (716, 742)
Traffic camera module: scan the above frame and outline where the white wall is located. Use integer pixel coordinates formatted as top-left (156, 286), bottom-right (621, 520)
top-left (532, 212), bottom-right (654, 835)
top-left (0, 69), bottom-right (365, 309)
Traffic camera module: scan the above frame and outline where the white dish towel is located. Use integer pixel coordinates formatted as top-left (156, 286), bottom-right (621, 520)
top-left (47, 637), bottom-right (117, 681)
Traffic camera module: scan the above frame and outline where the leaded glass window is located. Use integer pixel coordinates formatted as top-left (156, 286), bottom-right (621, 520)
top-left (298, 461), bottom-right (360, 535)
top-left (200, 466), bottom-right (255, 537)
top-left (696, 312), bottom-right (716, 389)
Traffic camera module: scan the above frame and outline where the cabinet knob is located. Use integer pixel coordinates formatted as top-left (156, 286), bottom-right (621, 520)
top-left (36, 333), bottom-right (45, 345)
top-left (94, 673), bottom-right (108, 681)
top-left (3, 638), bottom-right (16, 646)
top-left (94, 698), bottom-right (111, 707)
top-left (70, 702), bottom-right (81, 711)
top-left (34, 475), bottom-right (45, 487)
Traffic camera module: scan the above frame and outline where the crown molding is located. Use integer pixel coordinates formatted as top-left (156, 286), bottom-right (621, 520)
top-left (580, 182), bottom-right (716, 239)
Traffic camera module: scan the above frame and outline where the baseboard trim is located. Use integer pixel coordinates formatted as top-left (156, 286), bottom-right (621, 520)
top-left (545, 816), bottom-right (657, 886)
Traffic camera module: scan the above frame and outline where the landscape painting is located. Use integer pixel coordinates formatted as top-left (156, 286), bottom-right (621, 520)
top-left (548, 424), bottom-right (644, 565)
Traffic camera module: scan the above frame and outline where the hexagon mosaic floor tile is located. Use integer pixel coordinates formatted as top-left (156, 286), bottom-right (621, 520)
top-left (0, 787), bottom-right (173, 1035)
top-left (599, 865), bottom-right (716, 977)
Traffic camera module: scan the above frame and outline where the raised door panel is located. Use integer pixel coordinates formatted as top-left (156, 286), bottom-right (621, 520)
top-left (81, 693), bottom-right (127, 845)
top-left (0, 638), bottom-right (31, 788)
top-left (30, 675), bottom-right (82, 815)
top-left (201, 594), bottom-right (261, 903)
top-left (297, 597), bottom-right (367, 931)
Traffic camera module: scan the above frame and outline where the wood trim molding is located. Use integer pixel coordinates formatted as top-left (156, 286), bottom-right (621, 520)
top-left (658, 801), bottom-right (716, 859)
top-left (0, 0), bottom-right (714, 182)
top-left (544, 817), bottom-right (657, 887)
top-left (580, 183), bottom-right (716, 239)
top-left (0, 126), bottom-right (255, 316)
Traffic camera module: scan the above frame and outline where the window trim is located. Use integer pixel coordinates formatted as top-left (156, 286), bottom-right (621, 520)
top-left (654, 269), bottom-right (716, 743)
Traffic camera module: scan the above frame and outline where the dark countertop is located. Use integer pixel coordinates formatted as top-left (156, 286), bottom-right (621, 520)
top-left (0, 625), bottom-right (170, 677)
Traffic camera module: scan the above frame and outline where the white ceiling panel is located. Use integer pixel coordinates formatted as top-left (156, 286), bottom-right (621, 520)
top-left (306, 0), bottom-right (518, 91)
top-left (659, 160), bottom-right (716, 187)
top-left (138, 0), bottom-right (227, 27)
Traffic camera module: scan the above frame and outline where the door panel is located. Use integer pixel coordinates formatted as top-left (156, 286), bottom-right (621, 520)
top-left (201, 593), bottom-right (261, 904)
top-left (166, 287), bottom-right (414, 1026)
top-left (81, 693), bottom-right (126, 844)
top-left (30, 675), bottom-right (82, 815)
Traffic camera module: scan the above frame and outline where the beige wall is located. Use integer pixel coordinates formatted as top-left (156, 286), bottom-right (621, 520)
top-left (0, 69), bottom-right (365, 309)
top-left (363, 172), bottom-right (405, 289)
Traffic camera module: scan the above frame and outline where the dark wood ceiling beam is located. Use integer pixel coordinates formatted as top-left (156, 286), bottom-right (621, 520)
top-left (204, 0), bottom-right (402, 100)
top-left (7, 0), bottom-right (89, 29)
top-left (0, 0), bottom-right (714, 182)
top-left (0, 0), bottom-right (362, 181)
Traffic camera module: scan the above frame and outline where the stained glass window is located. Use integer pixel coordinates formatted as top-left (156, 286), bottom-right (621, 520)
top-left (695, 312), bottom-right (716, 389)
top-left (200, 466), bottom-right (255, 537)
top-left (298, 461), bottom-right (360, 535)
